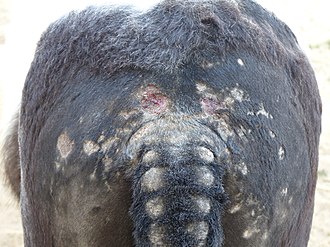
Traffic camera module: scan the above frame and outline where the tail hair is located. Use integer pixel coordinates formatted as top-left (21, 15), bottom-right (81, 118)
top-left (1, 112), bottom-right (20, 200)
top-left (130, 147), bottom-right (227, 246)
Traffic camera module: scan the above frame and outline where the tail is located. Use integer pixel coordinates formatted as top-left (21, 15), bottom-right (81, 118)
top-left (131, 146), bottom-right (227, 246)
top-left (1, 112), bottom-right (20, 200)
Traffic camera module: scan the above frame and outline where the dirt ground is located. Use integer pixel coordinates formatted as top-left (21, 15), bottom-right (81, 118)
top-left (0, 0), bottom-right (329, 246)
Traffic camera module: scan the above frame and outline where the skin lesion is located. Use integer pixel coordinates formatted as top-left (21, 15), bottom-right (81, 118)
top-left (186, 221), bottom-right (209, 245)
top-left (198, 84), bottom-right (248, 116)
top-left (83, 140), bottom-right (100, 156)
top-left (148, 224), bottom-right (168, 247)
top-left (57, 131), bottom-right (75, 159)
top-left (194, 196), bottom-right (211, 214)
top-left (196, 146), bottom-right (215, 163)
top-left (201, 96), bottom-right (226, 115)
top-left (141, 167), bottom-right (165, 192)
top-left (139, 84), bottom-right (171, 115)
top-left (146, 197), bottom-right (165, 219)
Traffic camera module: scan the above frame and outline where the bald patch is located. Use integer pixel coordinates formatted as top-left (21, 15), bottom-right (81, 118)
top-left (57, 131), bottom-right (74, 159)
top-left (142, 167), bottom-right (165, 192)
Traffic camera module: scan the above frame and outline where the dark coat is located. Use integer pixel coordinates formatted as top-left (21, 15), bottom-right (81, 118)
top-left (2, 0), bottom-right (321, 246)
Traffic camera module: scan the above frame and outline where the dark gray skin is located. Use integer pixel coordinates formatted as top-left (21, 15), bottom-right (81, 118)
top-left (1, 0), bottom-right (321, 246)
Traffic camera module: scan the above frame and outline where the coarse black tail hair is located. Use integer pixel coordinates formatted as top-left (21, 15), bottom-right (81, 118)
top-left (1, 112), bottom-right (20, 200)
top-left (130, 146), bottom-right (228, 246)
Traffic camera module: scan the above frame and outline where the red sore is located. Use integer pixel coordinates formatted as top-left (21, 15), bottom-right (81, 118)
top-left (201, 97), bottom-right (225, 115)
top-left (141, 85), bottom-right (168, 114)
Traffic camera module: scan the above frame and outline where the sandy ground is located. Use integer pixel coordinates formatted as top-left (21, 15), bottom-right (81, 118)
top-left (0, 0), bottom-right (329, 246)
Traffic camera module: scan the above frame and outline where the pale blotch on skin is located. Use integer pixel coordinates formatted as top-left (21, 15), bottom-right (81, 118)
top-left (195, 196), bottom-right (211, 214)
top-left (223, 148), bottom-right (231, 157)
top-left (149, 224), bottom-right (167, 247)
top-left (89, 167), bottom-right (97, 181)
top-left (237, 58), bottom-right (244, 66)
top-left (196, 82), bottom-right (208, 92)
top-left (216, 119), bottom-right (233, 141)
top-left (55, 161), bottom-right (62, 171)
top-left (269, 130), bottom-right (276, 138)
top-left (236, 126), bottom-right (248, 140)
top-left (102, 155), bottom-right (113, 172)
top-left (196, 146), bottom-right (214, 163)
top-left (247, 111), bottom-right (254, 116)
top-left (142, 167), bottom-right (164, 192)
top-left (197, 166), bottom-right (214, 186)
top-left (237, 162), bottom-right (248, 175)
top-left (97, 134), bottom-right (105, 143)
top-left (229, 203), bottom-right (242, 214)
top-left (165, 133), bottom-right (188, 146)
top-left (187, 221), bottom-right (209, 242)
top-left (230, 87), bottom-right (245, 102)
top-left (201, 61), bottom-right (215, 69)
top-left (78, 117), bottom-right (84, 124)
top-left (57, 131), bottom-right (75, 159)
top-left (146, 197), bottom-right (164, 219)
top-left (247, 103), bottom-right (273, 119)
top-left (143, 150), bottom-right (158, 163)
top-left (256, 103), bottom-right (273, 119)
top-left (278, 146), bottom-right (285, 160)
top-left (262, 231), bottom-right (269, 241)
top-left (224, 96), bottom-right (235, 106)
top-left (118, 109), bottom-right (139, 120)
top-left (104, 180), bottom-right (112, 191)
top-left (101, 137), bottom-right (119, 153)
top-left (116, 127), bottom-right (131, 136)
top-left (281, 187), bottom-right (288, 196)
top-left (243, 227), bottom-right (260, 239)
top-left (83, 140), bottom-right (100, 156)
top-left (196, 241), bottom-right (207, 247)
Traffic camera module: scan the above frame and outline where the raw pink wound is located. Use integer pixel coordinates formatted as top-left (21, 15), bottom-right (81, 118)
top-left (141, 85), bottom-right (168, 114)
top-left (201, 97), bottom-right (224, 115)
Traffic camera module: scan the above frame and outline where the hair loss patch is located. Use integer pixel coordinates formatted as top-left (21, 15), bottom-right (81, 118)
top-left (187, 221), bottom-right (209, 243)
top-left (237, 58), bottom-right (244, 66)
top-left (149, 224), bottom-right (167, 247)
top-left (201, 96), bottom-right (223, 115)
top-left (57, 131), bottom-right (74, 159)
top-left (142, 167), bottom-right (165, 192)
top-left (196, 82), bottom-right (208, 92)
top-left (201, 60), bottom-right (216, 69)
top-left (269, 130), bottom-right (276, 138)
top-left (256, 103), bottom-right (273, 119)
top-left (230, 87), bottom-right (245, 102)
top-left (278, 146), bottom-right (285, 160)
top-left (143, 150), bottom-right (159, 163)
top-left (196, 147), bottom-right (214, 163)
top-left (101, 137), bottom-right (119, 153)
top-left (229, 203), bottom-right (242, 214)
top-left (195, 196), bottom-right (211, 214)
top-left (83, 140), bottom-right (100, 156)
top-left (197, 166), bottom-right (214, 186)
top-left (140, 84), bottom-right (170, 115)
top-left (146, 197), bottom-right (164, 219)
top-left (243, 227), bottom-right (260, 239)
